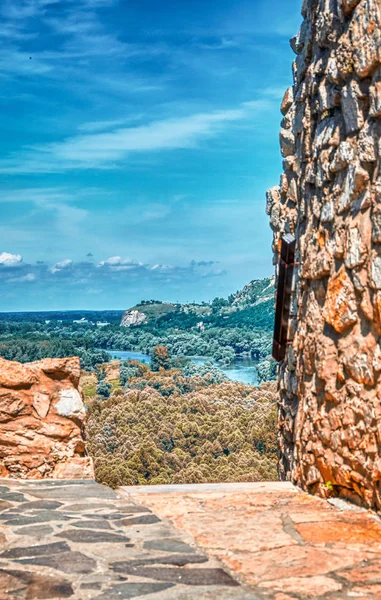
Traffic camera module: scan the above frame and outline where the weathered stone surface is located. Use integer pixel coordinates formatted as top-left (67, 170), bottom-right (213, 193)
top-left (0, 568), bottom-right (74, 599)
top-left (111, 565), bottom-right (239, 586)
top-left (121, 514), bottom-right (160, 526)
top-left (143, 539), bottom-right (196, 554)
top-left (15, 525), bottom-right (54, 537)
top-left (56, 529), bottom-right (131, 543)
top-left (116, 554), bottom-right (208, 567)
top-left (0, 541), bottom-right (70, 559)
top-left (17, 551), bottom-right (96, 574)
top-left (269, 0), bottom-right (381, 510)
top-left (281, 87), bottom-right (294, 115)
top-left (0, 357), bottom-right (93, 480)
top-left (96, 583), bottom-right (174, 599)
top-left (72, 519), bottom-right (112, 529)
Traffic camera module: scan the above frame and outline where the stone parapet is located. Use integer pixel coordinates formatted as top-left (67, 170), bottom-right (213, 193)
top-left (0, 357), bottom-right (94, 479)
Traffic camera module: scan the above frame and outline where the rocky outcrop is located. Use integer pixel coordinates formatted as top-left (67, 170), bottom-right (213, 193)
top-left (270, 0), bottom-right (381, 509)
top-left (0, 357), bottom-right (94, 479)
top-left (120, 310), bottom-right (147, 327)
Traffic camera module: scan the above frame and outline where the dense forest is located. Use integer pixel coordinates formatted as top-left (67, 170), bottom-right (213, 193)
top-left (85, 359), bottom-right (278, 488)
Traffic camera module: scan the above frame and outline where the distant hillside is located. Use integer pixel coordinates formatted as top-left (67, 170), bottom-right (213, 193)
top-left (231, 276), bottom-right (275, 308)
top-left (121, 276), bottom-right (275, 332)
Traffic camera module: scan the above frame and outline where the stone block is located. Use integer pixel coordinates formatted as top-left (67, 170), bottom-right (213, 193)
top-left (281, 87), bottom-right (294, 115)
top-left (342, 80), bottom-right (364, 134)
top-left (0, 357), bottom-right (92, 479)
top-left (266, 185), bottom-right (281, 216)
top-left (323, 266), bottom-right (358, 332)
top-left (280, 128), bottom-right (296, 157)
top-left (344, 226), bottom-right (367, 269)
top-left (370, 255), bottom-right (381, 288)
top-left (349, 0), bottom-right (381, 78)
top-left (330, 141), bottom-right (356, 172)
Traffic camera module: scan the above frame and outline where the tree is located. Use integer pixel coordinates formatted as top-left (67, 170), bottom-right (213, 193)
top-left (96, 380), bottom-right (112, 399)
top-left (151, 345), bottom-right (170, 371)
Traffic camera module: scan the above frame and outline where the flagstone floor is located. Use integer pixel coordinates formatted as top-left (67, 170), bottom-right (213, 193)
top-left (0, 480), bottom-right (381, 599)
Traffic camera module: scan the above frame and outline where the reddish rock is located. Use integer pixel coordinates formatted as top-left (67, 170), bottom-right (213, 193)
top-left (323, 266), bottom-right (357, 333)
top-left (0, 357), bottom-right (93, 479)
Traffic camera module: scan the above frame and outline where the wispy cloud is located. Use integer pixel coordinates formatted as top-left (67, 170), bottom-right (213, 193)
top-left (0, 101), bottom-right (270, 173)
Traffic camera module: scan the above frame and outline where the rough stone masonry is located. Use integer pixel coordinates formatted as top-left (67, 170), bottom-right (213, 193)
top-left (268, 0), bottom-right (381, 509)
top-left (0, 357), bottom-right (94, 479)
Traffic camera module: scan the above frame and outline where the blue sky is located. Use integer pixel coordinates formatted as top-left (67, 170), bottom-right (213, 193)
top-left (0, 0), bottom-right (301, 311)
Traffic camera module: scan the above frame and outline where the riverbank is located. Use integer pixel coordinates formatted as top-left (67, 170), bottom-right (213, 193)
top-left (104, 349), bottom-right (259, 386)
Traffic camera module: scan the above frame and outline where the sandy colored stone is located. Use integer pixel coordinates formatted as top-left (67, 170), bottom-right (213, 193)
top-left (0, 357), bottom-right (93, 479)
top-left (259, 575), bottom-right (342, 596)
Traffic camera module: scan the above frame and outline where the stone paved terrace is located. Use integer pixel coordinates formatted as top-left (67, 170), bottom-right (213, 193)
top-left (1, 481), bottom-right (381, 599)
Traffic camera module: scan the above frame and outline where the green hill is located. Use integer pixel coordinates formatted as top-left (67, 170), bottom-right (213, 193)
top-left (121, 276), bottom-right (275, 332)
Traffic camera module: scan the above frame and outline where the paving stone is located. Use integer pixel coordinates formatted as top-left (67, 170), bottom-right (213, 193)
top-left (121, 514), bottom-right (160, 526)
top-left (15, 525), bottom-right (54, 537)
top-left (17, 500), bottom-right (64, 511)
top-left (113, 554), bottom-right (208, 569)
top-left (72, 519), bottom-right (112, 529)
top-left (17, 551), bottom-right (97, 574)
top-left (26, 480), bottom-right (96, 487)
top-left (143, 539), bottom-right (196, 554)
top-left (81, 581), bottom-right (103, 590)
top-left (107, 505), bottom-right (152, 514)
top-left (0, 500), bottom-right (12, 511)
top-left (152, 586), bottom-right (260, 600)
top-left (56, 529), bottom-right (131, 543)
top-left (0, 512), bottom-right (19, 520)
top-left (110, 566), bottom-right (240, 586)
top-left (25, 484), bottom-right (117, 500)
top-left (0, 541), bottom-right (70, 559)
top-left (0, 568), bottom-right (74, 598)
top-left (88, 513), bottom-right (144, 520)
top-left (95, 582), bottom-right (175, 599)
top-left (0, 491), bottom-right (26, 503)
top-left (125, 525), bottom-right (176, 544)
top-left (62, 503), bottom-right (120, 512)
top-left (4, 510), bottom-right (72, 526)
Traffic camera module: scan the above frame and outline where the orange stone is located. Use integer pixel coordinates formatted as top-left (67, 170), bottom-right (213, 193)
top-left (323, 266), bottom-right (358, 333)
top-left (295, 519), bottom-right (381, 545)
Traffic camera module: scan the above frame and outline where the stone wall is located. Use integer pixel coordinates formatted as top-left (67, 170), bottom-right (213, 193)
top-left (0, 357), bottom-right (94, 479)
top-left (268, 0), bottom-right (381, 509)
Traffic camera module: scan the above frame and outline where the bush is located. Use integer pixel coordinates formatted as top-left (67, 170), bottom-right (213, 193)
top-left (96, 380), bottom-right (112, 399)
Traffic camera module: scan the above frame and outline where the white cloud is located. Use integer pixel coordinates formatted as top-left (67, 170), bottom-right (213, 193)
top-left (0, 252), bottom-right (23, 266)
top-left (97, 257), bottom-right (143, 271)
top-left (0, 250), bottom-right (225, 295)
top-left (50, 259), bottom-right (73, 274)
top-left (0, 103), bottom-right (263, 174)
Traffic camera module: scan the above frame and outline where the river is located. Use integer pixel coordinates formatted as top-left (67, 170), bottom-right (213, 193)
top-left (105, 350), bottom-right (259, 386)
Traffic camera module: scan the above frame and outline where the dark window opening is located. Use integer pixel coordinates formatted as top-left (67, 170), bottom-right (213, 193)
top-left (272, 233), bottom-right (296, 362)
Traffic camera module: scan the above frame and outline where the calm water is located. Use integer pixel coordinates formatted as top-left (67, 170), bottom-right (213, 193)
top-left (105, 350), bottom-right (258, 386)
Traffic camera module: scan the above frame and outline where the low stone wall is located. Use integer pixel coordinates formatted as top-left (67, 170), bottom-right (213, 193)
top-left (269, 0), bottom-right (381, 509)
top-left (0, 357), bottom-right (93, 479)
